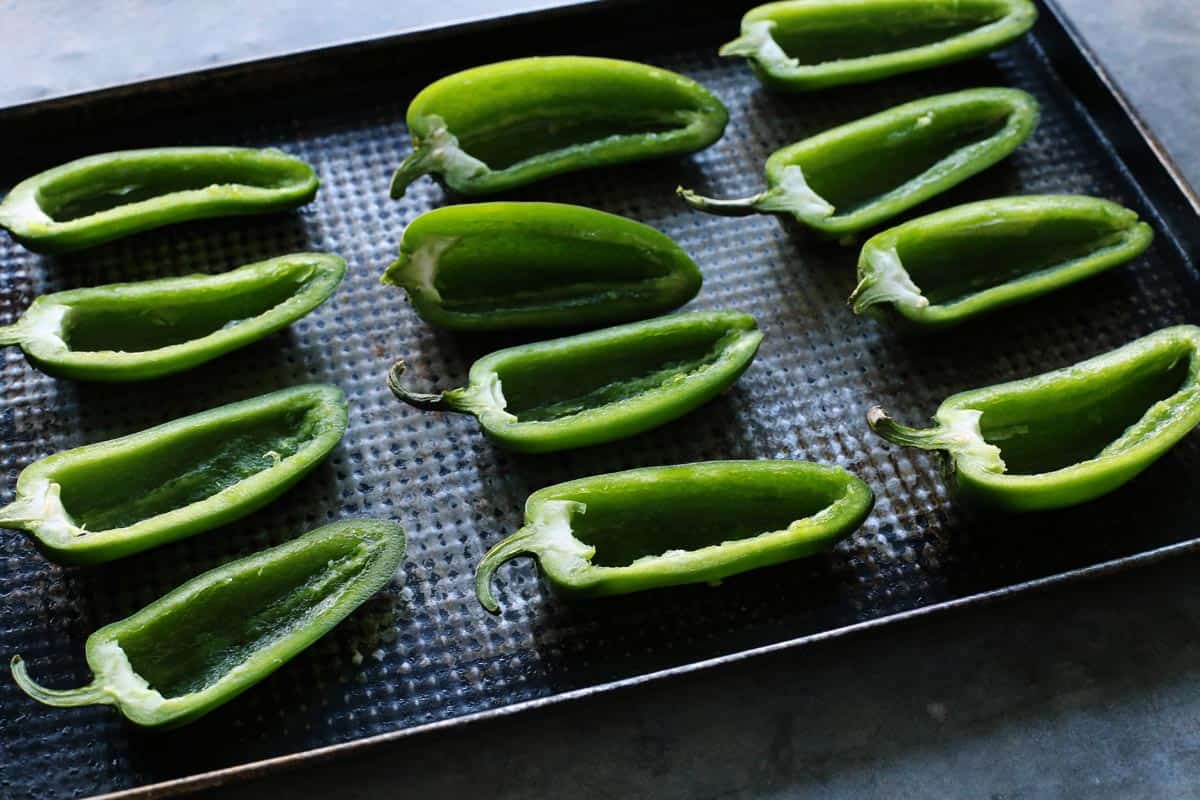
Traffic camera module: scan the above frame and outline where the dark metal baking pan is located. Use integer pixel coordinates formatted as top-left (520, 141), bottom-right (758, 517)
top-left (0, 1), bottom-right (1197, 797)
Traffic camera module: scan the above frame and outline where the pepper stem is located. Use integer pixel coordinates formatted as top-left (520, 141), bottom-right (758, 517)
top-left (386, 360), bottom-right (455, 412)
top-left (390, 144), bottom-right (439, 199)
top-left (0, 490), bottom-right (47, 529)
top-left (867, 407), bottom-right (947, 450)
top-left (849, 247), bottom-right (929, 314)
top-left (0, 322), bottom-right (25, 347)
top-left (719, 21), bottom-right (800, 73)
top-left (475, 527), bottom-right (541, 614)
top-left (678, 165), bottom-right (835, 224)
top-left (389, 116), bottom-right (489, 199)
top-left (11, 656), bottom-right (111, 708)
top-left (868, 407), bottom-right (1006, 473)
top-left (677, 186), bottom-right (763, 217)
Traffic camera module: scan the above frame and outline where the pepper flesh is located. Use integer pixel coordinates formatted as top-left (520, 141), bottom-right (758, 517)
top-left (0, 384), bottom-right (348, 564)
top-left (722, 0), bottom-right (1037, 91)
top-left (475, 460), bottom-right (874, 612)
top-left (679, 88), bottom-right (1039, 237)
top-left (381, 202), bottom-right (701, 331)
top-left (390, 56), bottom-right (729, 197)
top-left (867, 326), bottom-right (1200, 511)
top-left (849, 196), bottom-right (1153, 328)
top-left (387, 311), bottom-right (763, 453)
top-left (0, 253), bottom-right (345, 381)
top-left (11, 518), bottom-right (405, 728)
top-left (0, 147), bottom-right (319, 253)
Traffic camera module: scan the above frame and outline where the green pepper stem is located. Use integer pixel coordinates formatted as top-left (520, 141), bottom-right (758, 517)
top-left (390, 145), bottom-right (438, 199)
top-left (0, 491), bottom-right (45, 529)
top-left (866, 407), bottom-right (946, 450)
top-left (868, 406), bottom-right (1006, 474)
top-left (11, 655), bottom-right (111, 708)
top-left (390, 117), bottom-right (489, 199)
top-left (678, 165), bottom-right (835, 223)
top-left (849, 247), bottom-right (928, 314)
top-left (386, 360), bottom-right (456, 412)
top-left (676, 186), bottom-right (762, 217)
top-left (719, 21), bottom-right (800, 73)
top-left (0, 322), bottom-right (25, 347)
top-left (475, 527), bottom-right (541, 615)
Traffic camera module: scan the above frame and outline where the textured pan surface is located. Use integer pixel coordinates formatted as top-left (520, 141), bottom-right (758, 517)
top-left (0, 3), bottom-right (1198, 798)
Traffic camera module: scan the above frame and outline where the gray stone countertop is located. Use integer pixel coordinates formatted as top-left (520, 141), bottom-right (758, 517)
top-left (2, 1), bottom-right (1198, 797)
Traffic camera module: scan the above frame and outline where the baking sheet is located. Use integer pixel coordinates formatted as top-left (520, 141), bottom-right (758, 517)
top-left (0, 2), bottom-right (1197, 797)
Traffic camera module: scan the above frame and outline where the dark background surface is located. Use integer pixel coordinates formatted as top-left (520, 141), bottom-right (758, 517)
top-left (1, 1), bottom-right (1198, 798)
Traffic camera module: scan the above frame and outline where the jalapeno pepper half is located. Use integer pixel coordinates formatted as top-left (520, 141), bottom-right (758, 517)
top-left (0, 147), bottom-right (319, 253)
top-left (475, 460), bottom-right (874, 612)
top-left (868, 326), bottom-right (1200, 511)
top-left (679, 88), bottom-right (1039, 237)
top-left (388, 311), bottom-right (762, 453)
top-left (849, 196), bottom-right (1153, 329)
top-left (721, 0), bottom-right (1037, 91)
top-left (0, 253), bottom-right (345, 381)
top-left (390, 57), bottom-right (729, 198)
top-left (11, 518), bottom-right (405, 728)
top-left (382, 202), bottom-right (701, 331)
top-left (0, 384), bottom-right (348, 564)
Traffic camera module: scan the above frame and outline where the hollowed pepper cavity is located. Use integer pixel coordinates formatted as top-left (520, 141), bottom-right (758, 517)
top-left (0, 253), bottom-right (345, 381)
top-left (678, 88), bottom-right (1039, 237)
top-left (721, 0), bottom-right (1037, 91)
top-left (0, 147), bottom-right (319, 253)
top-left (390, 56), bottom-right (729, 197)
top-left (868, 326), bottom-right (1200, 511)
top-left (0, 384), bottom-right (348, 564)
top-left (475, 460), bottom-right (874, 612)
top-left (11, 519), bottom-right (405, 728)
top-left (850, 195), bottom-right (1153, 328)
top-left (387, 311), bottom-right (763, 453)
top-left (381, 202), bottom-right (701, 331)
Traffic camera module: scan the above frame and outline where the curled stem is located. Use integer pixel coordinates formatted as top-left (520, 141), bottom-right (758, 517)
top-left (11, 655), bottom-right (111, 708)
top-left (386, 361), bottom-right (453, 412)
top-left (390, 145), bottom-right (438, 199)
top-left (474, 527), bottom-right (541, 614)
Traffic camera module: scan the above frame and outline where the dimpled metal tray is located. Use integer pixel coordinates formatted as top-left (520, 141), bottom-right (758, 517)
top-left (1, 1), bottom-right (1198, 797)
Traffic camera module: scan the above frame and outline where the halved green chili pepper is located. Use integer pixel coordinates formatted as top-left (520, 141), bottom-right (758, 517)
top-left (381, 202), bottom-right (701, 331)
top-left (11, 518), bottom-right (405, 728)
top-left (721, 0), bottom-right (1037, 91)
top-left (0, 384), bottom-right (347, 564)
top-left (0, 147), bottom-right (319, 253)
top-left (475, 460), bottom-right (874, 612)
top-left (387, 311), bottom-right (762, 453)
top-left (678, 88), bottom-right (1039, 237)
top-left (849, 196), bottom-right (1153, 328)
top-left (390, 56), bottom-right (729, 198)
top-left (0, 253), bottom-right (345, 381)
top-left (867, 326), bottom-right (1200, 511)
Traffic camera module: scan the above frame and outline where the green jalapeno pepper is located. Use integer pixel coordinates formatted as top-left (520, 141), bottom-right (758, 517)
top-left (0, 384), bottom-right (347, 564)
top-left (390, 56), bottom-right (729, 198)
top-left (0, 147), bottom-right (319, 253)
top-left (381, 202), bottom-right (701, 331)
top-left (721, 0), bottom-right (1037, 91)
top-left (475, 460), bottom-right (874, 612)
top-left (679, 88), bottom-right (1039, 237)
top-left (0, 253), bottom-right (345, 381)
top-left (387, 311), bottom-right (762, 454)
top-left (867, 326), bottom-right (1200, 511)
top-left (11, 518), bottom-right (405, 728)
top-left (849, 196), bottom-right (1154, 328)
